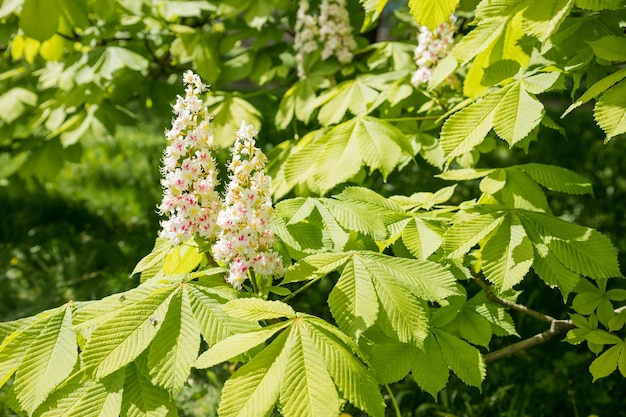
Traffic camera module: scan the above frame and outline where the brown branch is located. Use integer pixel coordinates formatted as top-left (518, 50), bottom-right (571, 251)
top-left (473, 274), bottom-right (557, 323)
top-left (484, 319), bottom-right (575, 363)
top-left (474, 274), bottom-right (626, 364)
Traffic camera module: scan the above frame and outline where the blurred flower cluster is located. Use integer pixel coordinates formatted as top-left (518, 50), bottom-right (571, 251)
top-left (294, 0), bottom-right (357, 79)
top-left (411, 16), bottom-right (457, 88)
top-left (158, 71), bottom-right (284, 289)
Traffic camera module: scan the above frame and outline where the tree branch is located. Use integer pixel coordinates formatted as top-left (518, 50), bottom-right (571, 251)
top-left (473, 274), bottom-right (557, 323)
top-left (484, 319), bottom-right (574, 363)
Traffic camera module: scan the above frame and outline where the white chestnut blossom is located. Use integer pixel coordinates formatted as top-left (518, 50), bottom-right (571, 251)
top-left (212, 122), bottom-right (285, 289)
top-left (294, 0), bottom-right (357, 79)
top-left (411, 16), bottom-right (457, 88)
top-left (158, 70), bottom-right (221, 245)
top-left (158, 72), bottom-right (285, 290)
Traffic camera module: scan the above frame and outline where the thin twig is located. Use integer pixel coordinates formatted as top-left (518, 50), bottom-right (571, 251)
top-left (484, 319), bottom-right (575, 363)
top-left (473, 274), bottom-right (557, 323)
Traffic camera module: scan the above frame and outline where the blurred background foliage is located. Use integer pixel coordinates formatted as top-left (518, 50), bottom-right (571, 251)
top-left (1, 0), bottom-right (625, 416)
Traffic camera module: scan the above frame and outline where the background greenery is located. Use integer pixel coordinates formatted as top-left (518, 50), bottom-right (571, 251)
top-left (1, 0), bottom-right (626, 416)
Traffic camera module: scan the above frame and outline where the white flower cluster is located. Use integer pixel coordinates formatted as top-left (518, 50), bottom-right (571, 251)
top-left (411, 16), bottom-right (457, 88)
top-left (294, 0), bottom-right (357, 79)
top-left (158, 71), bottom-right (221, 245)
top-left (212, 122), bottom-right (285, 289)
top-left (158, 71), bottom-right (284, 289)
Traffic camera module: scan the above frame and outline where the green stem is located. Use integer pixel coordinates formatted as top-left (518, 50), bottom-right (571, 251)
top-left (385, 384), bottom-right (402, 417)
top-left (280, 276), bottom-right (323, 303)
top-left (249, 269), bottom-right (260, 295)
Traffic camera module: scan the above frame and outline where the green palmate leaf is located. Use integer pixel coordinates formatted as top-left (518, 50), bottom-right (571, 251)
top-left (147, 287), bottom-right (200, 393)
top-left (218, 329), bottom-right (290, 417)
top-left (224, 298), bottom-right (296, 321)
top-left (195, 321), bottom-right (291, 369)
top-left (434, 329), bottom-right (486, 388)
top-left (281, 320), bottom-right (341, 417)
top-left (563, 68), bottom-right (626, 117)
top-left (575, 0), bottom-right (623, 9)
top-left (275, 78), bottom-right (321, 129)
top-left (444, 209), bottom-right (507, 259)
top-left (93, 47), bottom-right (150, 80)
top-left (412, 334), bottom-right (450, 398)
top-left (489, 168), bottom-right (551, 212)
top-left (327, 254), bottom-right (431, 346)
top-left (0, 87), bottom-right (38, 123)
top-left (521, 72), bottom-right (562, 95)
top-left (316, 78), bottom-right (380, 126)
top-left (481, 214), bottom-right (533, 291)
top-left (452, 18), bottom-right (508, 66)
top-left (187, 283), bottom-right (260, 347)
top-left (452, 308), bottom-right (494, 347)
top-left (284, 252), bottom-right (352, 283)
top-left (121, 363), bottom-right (177, 417)
top-left (314, 116), bottom-right (413, 193)
top-left (280, 129), bottom-right (327, 195)
top-left (408, 0), bottom-right (459, 30)
top-left (371, 268), bottom-right (430, 346)
top-left (207, 95), bottom-right (262, 147)
top-left (163, 243), bottom-right (203, 275)
top-left (328, 258), bottom-right (380, 339)
top-left (521, 0), bottom-right (574, 42)
top-left (493, 82), bottom-right (544, 146)
top-left (304, 318), bottom-right (385, 417)
top-left (131, 238), bottom-right (174, 279)
top-left (533, 250), bottom-right (581, 298)
top-left (20, 0), bottom-right (58, 41)
top-left (365, 339), bottom-right (414, 384)
top-left (594, 79), bottom-right (626, 141)
top-left (11, 305), bottom-right (77, 414)
top-left (33, 370), bottom-right (124, 417)
top-left (588, 36), bottom-right (626, 62)
top-left (82, 284), bottom-right (177, 379)
top-left (319, 198), bottom-right (388, 241)
top-left (277, 197), bottom-right (351, 253)
top-left (589, 342), bottom-right (624, 382)
top-left (518, 210), bottom-right (622, 279)
top-left (517, 163), bottom-right (593, 195)
top-left (401, 217), bottom-right (443, 259)
top-left (475, 0), bottom-right (524, 19)
top-left (215, 316), bottom-right (385, 417)
top-left (360, 0), bottom-right (388, 30)
top-left (440, 89), bottom-right (506, 159)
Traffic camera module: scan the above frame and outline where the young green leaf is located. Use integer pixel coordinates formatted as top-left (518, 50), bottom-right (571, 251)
top-left (187, 283), bottom-right (260, 347)
top-left (121, 362), bottom-right (178, 417)
top-left (440, 89), bottom-right (506, 159)
top-left (147, 287), bottom-right (200, 393)
top-left (408, 0), bottom-right (459, 30)
top-left (33, 370), bottom-right (124, 417)
top-left (434, 329), bottom-right (486, 388)
top-left (594, 79), bottom-right (626, 141)
top-left (517, 163), bottom-right (593, 195)
top-left (589, 342), bottom-right (623, 382)
top-left (521, 0), bottom-right (574, 42)
top-left (82, 284), bottom-right (177, 379)
top-left (411, 334), bottom-right (450, 398)
top-left (13, 305), bottom-right (77, 413)
top-left (280, 320), bottom-right (341, 417)
top-left (224, 298), bottom-right (296, 321)
top-left (481, 214), bottom-right (534, 291)
top-left (195, 321), bottom-right (291, 369)
top-left (562, 68), bottom-right (626, 117)
top-left (444, 209), bottom-right (507, 259)
top-left (493, 82), bottom-right (544, 146)
top-left (218, 329), bottom-right (290, 417)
